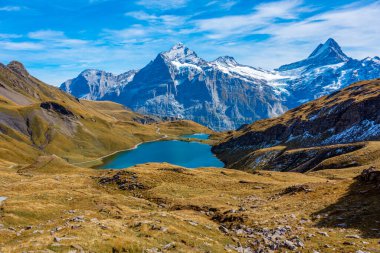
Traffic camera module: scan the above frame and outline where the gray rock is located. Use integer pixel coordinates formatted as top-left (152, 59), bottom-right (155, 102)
top-left (219, 225), bottom-right (229, 234)
top-left (162, 242), bottom-right (175, 250)
top-left (317, 231), bottom-right (329, 237)
top-left (346, 234), bottom-right (361, 239)
top-left (283, 240), bottom-right (297, 250)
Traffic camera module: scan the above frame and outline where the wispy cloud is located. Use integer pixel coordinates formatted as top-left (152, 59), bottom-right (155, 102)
top-left (206, 1), bottom-right (238, 10)
top-left (28, 30), bottom-right (65, 40)
top-left (126, 11), bottom-right (188, 27)
top-left (0, 6), bottom-right (22, 11)
top-left (136, 0), bottom-right (188, 10)
top-left (262, 1), bottom-right (380, 47)
top-left (194, 0), bottom-right (307, 39)
top-left (0, 41), bottom-right (43, 50)
top-left (0, 33), bottom-right (22, 39)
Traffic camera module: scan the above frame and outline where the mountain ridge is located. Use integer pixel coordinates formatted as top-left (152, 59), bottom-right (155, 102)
top-left (60, 39), bottom-right (380, 130)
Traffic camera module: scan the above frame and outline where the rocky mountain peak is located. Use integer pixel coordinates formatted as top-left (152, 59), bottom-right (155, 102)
top-left (79, 69), bottom-right (105, 77)
top-left (277, 38), bottom-right (350, 71)
top-left (214, 56), bottom-right (238, 66)
top-left (161, 43), bottom-right (204, 65)
top-left (308, 38), bottom-right (349, 62)
top-left (7, 61), bottom-right (29, 77)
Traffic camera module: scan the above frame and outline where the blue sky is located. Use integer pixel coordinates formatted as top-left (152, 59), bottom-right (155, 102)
top-left (0, 0), bottom-right (379, 85)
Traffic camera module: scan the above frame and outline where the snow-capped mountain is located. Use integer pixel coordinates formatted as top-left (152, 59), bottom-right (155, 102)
top-left (278, 39), bottom-right (380, 107)
top-left (101, 43), bottom-right (286, 130)
top-left (60, 39), bottom-right (380, 130)
top-left (277, 38), bottom-right (351, 72)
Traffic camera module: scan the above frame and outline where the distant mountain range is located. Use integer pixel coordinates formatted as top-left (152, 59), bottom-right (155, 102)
top-left (60, 39), bottom-right (380, 130)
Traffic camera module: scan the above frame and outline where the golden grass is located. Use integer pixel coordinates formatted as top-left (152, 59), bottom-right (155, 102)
top-left (0, 157), bottom-right (379, 252)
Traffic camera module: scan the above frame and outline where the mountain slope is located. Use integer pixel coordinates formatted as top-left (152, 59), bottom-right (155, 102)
top-left (61, 39), bottom-right (380, 130)
top-left (212, 79), bottom-right (380, 172)
top-left (0, 61), bottom-right (210, 165)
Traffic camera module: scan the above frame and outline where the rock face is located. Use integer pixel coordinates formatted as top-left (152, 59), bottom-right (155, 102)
top-left (61, 39), bottom-right (380, 130)
top-left (212, 79), bottom-right (380, 171)
top-left (60, 69), bottom-right (137, 100)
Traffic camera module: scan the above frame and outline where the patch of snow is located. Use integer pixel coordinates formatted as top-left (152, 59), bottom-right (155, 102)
top-left (0, 196), bottom-right (7, 203)
top-left (322, 120), bottom-right (380, 145)
top-left (171, 61), bottom-right (202, 72)
top-left (211, 60), bottom-right (288, 81)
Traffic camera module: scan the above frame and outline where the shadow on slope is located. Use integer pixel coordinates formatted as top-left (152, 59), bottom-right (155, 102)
top-left (313, 167), bottom-right (380, 239)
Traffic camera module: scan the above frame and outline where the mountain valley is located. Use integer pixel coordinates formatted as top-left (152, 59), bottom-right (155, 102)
top-left (0, 59), bottom-right (379, 252)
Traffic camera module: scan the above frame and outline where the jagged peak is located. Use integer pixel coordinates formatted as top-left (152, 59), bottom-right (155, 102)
top-left (308, 38), bottom-right (349, 61)
top-left (277, 38), bottom-right (350, 71)
top-left (80, 69), bottom-right (106, 75)
top-left (161, 43), bottom-right (204, 64)
top-left (214, 56), bottom-right (238, 65)
top-left (171, 42), bottom-right (185, 50)
top-left (7, 61), bottom-right (29, 77)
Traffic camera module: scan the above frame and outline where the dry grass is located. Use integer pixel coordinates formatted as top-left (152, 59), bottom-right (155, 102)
top-left (0, 157), bottom-right (379, 252)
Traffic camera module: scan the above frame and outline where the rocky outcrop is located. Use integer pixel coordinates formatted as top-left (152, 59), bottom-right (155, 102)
top-left (357, 167), bottom-right (380, 188)
top-left (40, 102), bottom-right (75, 117)
top-left (60, 69), bottom-right (137, 100)
top-left (212, 79), bottom-right (380, 171)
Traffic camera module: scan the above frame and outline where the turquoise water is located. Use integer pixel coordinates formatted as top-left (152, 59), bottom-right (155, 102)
top-left (99, 140), bottom-right (224, 169)
top-left (182, 133), bottom-right (210, 140)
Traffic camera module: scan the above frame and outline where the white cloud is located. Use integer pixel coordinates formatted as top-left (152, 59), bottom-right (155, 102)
top-left (0, 41), bottom-right (44, 50)
top-left (194, 0), bottom-right (306, 39)
top-left (103, 26), bottom-right (149, 41)
top-left (136, 0), bottom-right (188, 10)
top-left (0, 33), bottom-right (22, 39)
top-left (0, 6), bottom-right (21, 11)
top-left (125, 11), bottom-right (187, 27)
top-left (206, 0), bottom-right (238, 10)
top-left (28, 30), bottom-right (65, 40)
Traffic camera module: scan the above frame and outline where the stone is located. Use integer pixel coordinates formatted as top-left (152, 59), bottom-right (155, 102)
top-left (54, 237), bottom-right (62, 242)
top-left (187, 220), bottom-right (198, 226)
top-left (346, 234), bottom-right (361, 239)
top-left (70, 216), bottom-right (85, 222)
top-left (317, 231), bottom-right (329, 237)
top-left (162, 242), bottom-right (175, 250)
top-left (219, 225), bottom-right (229, 234)
top-left (283, 240), bottom-right (297, 250)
